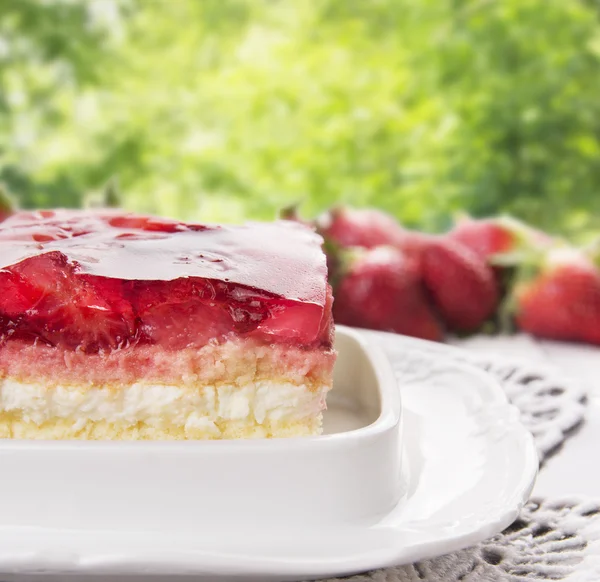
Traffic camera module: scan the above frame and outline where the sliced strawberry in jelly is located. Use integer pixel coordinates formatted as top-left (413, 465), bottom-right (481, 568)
top-left (128, 278), bottom-right (326, 347)
top-left (138, 300), bottom-right (234, 349)
top-left (105, 214), bottom-right (211, 234)
top-left (129, 279), bottom-right (230, 348)
top-left (0, 210), bottom-right (333, 350)
top-left (0, 252), bottom-right (136, 352)
top-left (107, 215), bottom-right (183, 233)
top-left (0, 270), bottom-right (38, 318)
top-left (0, 210), bottom-right (101, 242)
top-left (255, 300), bottom-right (326, 343)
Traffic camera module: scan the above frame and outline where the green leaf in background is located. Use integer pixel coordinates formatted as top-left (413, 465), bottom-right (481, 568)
top-left (0, 0), bottom-right (599, 240)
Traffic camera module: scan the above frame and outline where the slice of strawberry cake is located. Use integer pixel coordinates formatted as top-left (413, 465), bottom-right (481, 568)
top-left (0, 210), bottom-right (335, 440)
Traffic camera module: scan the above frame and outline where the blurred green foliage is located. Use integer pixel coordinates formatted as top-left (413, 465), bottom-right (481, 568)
top-left (1, 0), bottom-right (600, 238)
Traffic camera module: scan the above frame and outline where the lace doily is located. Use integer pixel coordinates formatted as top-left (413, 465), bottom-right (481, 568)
top-left (324, 498), bottom-right (600, 582)
top-left (472, 358), bottom-right (587, 463)
top-left (322, 331), bottom-right (595, 582)
top-left (367, 330), bottom-right (588, 464)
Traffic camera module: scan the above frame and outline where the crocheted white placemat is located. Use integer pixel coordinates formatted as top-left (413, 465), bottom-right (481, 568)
top-left (324, 498), bottom-right (600, 581)
top-left (368, 330), bottom-right (588, 464)
top-left (324, 331), bottom-right (596, 582)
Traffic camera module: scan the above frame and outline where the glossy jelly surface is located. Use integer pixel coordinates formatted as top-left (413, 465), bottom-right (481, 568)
top-left (0, 210), bottom-right (333, 353)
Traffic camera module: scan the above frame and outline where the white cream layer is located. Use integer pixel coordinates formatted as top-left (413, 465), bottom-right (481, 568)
top-left (0, 379), bottom-right (329, 434)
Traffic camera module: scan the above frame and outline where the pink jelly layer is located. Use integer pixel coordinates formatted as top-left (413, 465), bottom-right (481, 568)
top-left (0, 339), bottom-right (335, 387)
top-left (0, 210), bottom-right (334, 353)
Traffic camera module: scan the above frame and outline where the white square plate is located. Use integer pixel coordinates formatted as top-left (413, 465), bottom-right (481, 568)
top-left (0, 327), bottom-right (537, 581)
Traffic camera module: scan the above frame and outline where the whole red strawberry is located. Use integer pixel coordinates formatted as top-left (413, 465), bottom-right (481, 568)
top-left (514, 248), bottom-right (600, 345)
top-left (421, 238), bottom-right (499, 332)
top-left (317, 206), bottom-right (409, 249)
top-left (449, 216), bottom-right (552, 262)
top-left (333, 246), bottom-right (443, 341)
top-left (316, 206), bottom-right (434, 282)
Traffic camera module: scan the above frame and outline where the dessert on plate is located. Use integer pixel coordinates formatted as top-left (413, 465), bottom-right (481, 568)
top-left (0, 210), bottom-right (335, 440)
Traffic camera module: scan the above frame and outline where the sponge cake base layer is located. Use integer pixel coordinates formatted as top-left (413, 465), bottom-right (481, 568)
top-left (0, 414), bottom-right (322, 440)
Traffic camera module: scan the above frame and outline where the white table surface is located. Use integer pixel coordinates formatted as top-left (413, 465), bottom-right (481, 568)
top-left (452, 334), bottom-right (600, 498)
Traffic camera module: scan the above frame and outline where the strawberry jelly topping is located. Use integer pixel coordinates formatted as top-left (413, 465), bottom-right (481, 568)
top-left (0, 210), bottom-right (333, 353)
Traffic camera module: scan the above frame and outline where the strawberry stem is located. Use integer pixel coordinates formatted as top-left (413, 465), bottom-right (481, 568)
top-left (279, 203), bottom-right (301, 221)
top-left (103, 177), bottom-right (122, 208)
top-left (497, 288), bottom-right (517, 334)
top-left (0, 185), bottom-right (17, 213)
top-left (332, 245), bottom-right (364, 288)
